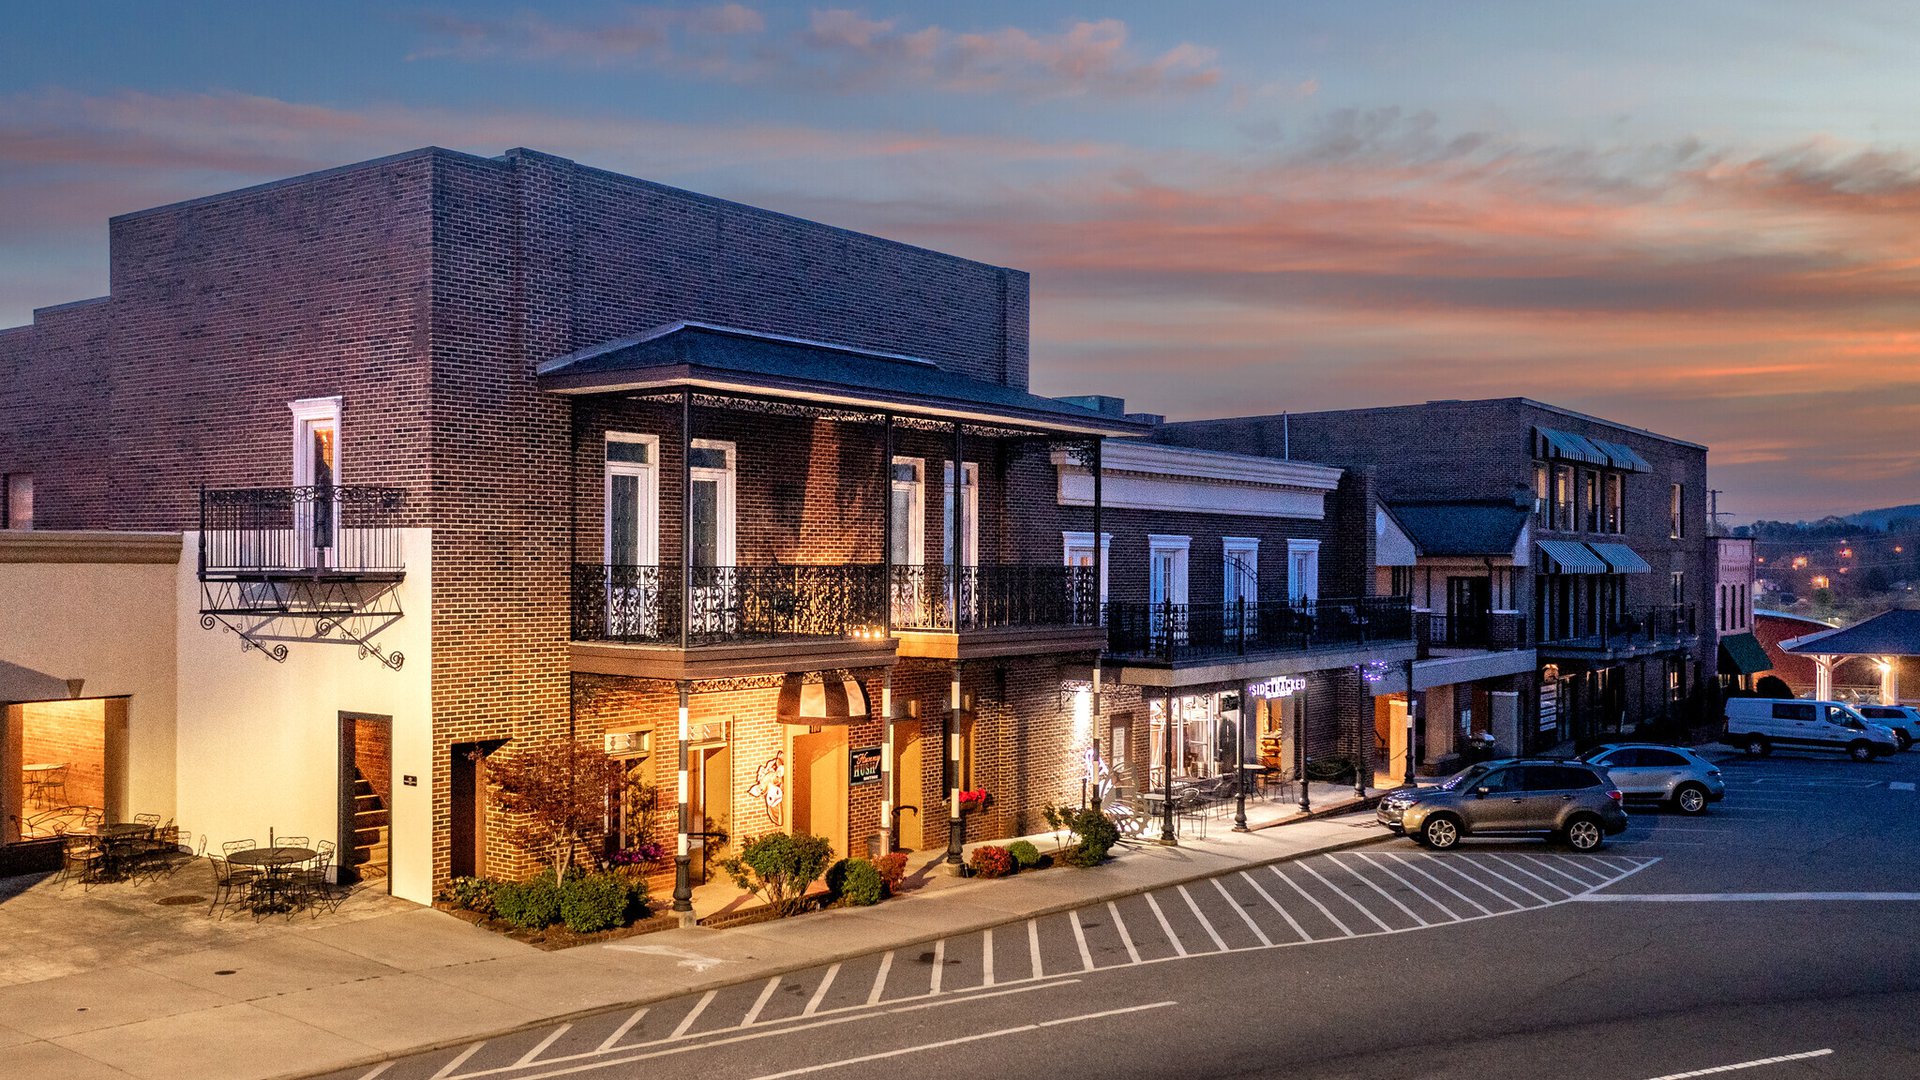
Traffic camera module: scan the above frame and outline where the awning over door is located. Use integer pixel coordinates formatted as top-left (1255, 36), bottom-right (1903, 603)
top-left (776, 672), bottom-right (870, 725)
top-left (1719, 632), bottom-right (1772, 676)
top-left (1587, 542), bottom-right (1652, 574)
top-left (1536, 540), bottom-right (1609, 575)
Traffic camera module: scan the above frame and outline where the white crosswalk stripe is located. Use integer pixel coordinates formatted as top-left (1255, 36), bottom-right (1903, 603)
top-left (325, 850), bottom-right (1656, 1080)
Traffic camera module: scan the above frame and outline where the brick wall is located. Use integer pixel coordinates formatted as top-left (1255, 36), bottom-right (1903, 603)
top-left (18, 700), bottom-right (108, 811)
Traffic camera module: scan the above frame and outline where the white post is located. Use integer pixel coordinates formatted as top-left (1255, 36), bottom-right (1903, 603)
top-left (880, 673), bottom-right (895, 854)
top-left (1814, 656), bottom-right (1835, 701)
top-left (672, 682), bottom-right (692, 916)
top-left (1881, 658), bottom-right (1899, 706)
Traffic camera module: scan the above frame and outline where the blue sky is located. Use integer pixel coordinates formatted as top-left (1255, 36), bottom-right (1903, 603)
top-left (6, 2), bottom-right (1920, 518)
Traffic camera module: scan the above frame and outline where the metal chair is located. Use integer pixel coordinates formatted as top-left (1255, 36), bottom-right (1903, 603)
top-left (275, 835), bottom-right (310, 849)
top-left (207, 854), bottom-right (261, 918)
top-left (57, 835), bottom-right (106, 890)
top-left (1175, 789), bottom-right (1211, 839)
top-left (290, 841), bottom-right (338, 914)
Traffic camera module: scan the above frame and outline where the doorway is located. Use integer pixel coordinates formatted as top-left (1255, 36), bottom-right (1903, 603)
top-left (789, 728), bottom-right (849, 859)
top-left (339, 714), bottom-right (393, 888)
top-left (449, 740), bottom-right (498, 881)
top-left (691, 741), bottom-right (731, 880)
top-left (891, 721), bottom-right (924, 850)
top-left (4, 698), bottom-right (128, 843)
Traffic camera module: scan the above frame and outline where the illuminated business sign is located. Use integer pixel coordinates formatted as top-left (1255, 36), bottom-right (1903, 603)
top-left (1248, 676), bottom-right (1306, 699)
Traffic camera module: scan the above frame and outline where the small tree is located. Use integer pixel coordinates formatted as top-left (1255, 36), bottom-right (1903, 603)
top-left (720, 832), bottom-right (835, 916)
top-left (485, 738), bottom-right (629, 882)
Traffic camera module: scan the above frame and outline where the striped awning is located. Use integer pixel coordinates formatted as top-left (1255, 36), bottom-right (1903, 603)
top-left (776, 672), bottom-right (869, 725)
top-left (1588, 438), bottom-right (1650, 473)
top-left (1537, 540), bottom-right (1609, 575)
top-left (1536, 427), bottom-right (1609, 466)
top-left (1588, 542), bottom-right (1652, 574)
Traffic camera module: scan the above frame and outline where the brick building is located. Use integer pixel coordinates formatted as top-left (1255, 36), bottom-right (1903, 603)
top-left (1154, 399), bottom-right (1716, 751)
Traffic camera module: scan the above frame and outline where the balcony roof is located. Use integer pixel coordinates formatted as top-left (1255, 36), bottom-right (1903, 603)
top-left (537, 321), bottom-right (1149, 437)
top-left (1781, 608), bottom-right (1920, 658)
top-left (1389, 501), bottom-right (1530, 559)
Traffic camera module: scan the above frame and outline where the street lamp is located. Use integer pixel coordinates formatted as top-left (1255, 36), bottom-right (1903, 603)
top-left (1233, 686), bottom-right (1250, 833)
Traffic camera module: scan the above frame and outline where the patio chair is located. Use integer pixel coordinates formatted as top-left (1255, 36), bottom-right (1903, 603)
top-left (275, 835), bottom-right (310, 849)
top-left (289, 841), bottom-right (339, 914)
top-left (1175, 789), bottom-right (1211, 839)
top-left (57, 835), bottom-right (106, 890)
top-left (222, 839), bottom-right (255, 857)
top-left (207, 854), bottom-right (261, 918)
top-left (132, 813), bottom-right (162, 828)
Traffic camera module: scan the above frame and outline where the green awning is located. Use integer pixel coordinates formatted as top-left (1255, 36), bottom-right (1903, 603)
top-left (1719, 632), bottom-right (1772, 676)
top-left (1536, 427), bottom-right (1609, 466)
top-left (1537, 540), bottom-right (1609, 575)
top-left (1588, 542), bottom-right (1652, 574)
top-left (1589, 438), bottom-right (1651, 473)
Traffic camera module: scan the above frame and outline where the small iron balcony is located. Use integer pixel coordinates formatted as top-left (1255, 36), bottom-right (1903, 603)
top-left (1104, 595), bottom-right (1413, 663)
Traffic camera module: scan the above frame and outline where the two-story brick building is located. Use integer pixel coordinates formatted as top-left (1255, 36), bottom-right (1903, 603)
top-left (1154, 399), bottom-right (1714, 753)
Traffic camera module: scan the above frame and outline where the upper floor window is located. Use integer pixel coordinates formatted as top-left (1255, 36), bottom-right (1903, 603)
top-left (942, 461), bottom-right (978, 568)
top-left (1671, 570), bottom-right (1686, 608)
top-left (1287, 539), bottom-right (1321, 603)
top-left (1669, 483), bottom-right (1685, 539)
top-left (2, 473), bottom-right (30, 530)
top-left (1223, 537), bottom-right (1259, 607)
top-left (1148, 535), bottom-right (1191, 608)
top-left (1603, 473), bottom-right (1624, 534)
top-left (1533, 462), bottom-right (1549, 517)
top-left (1388, 565), bottom-right (1414, 598)
top-left (1062, 531), bottom-right (1111, 607)
top-left (289, 397), bottom-right (342, 489)
top-left (604, 433), bottom-right (658, 567)
top-left (688, 441), bottom-right (736, 568)
top-left (1581, 470), bottom-right (1599, 532)
top-left (1552, 465), bottom-right (1574, 529)
top-left (890, 457), bottom-right (924, 567)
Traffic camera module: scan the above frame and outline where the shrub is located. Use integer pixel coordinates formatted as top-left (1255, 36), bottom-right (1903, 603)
top-left (559, 871), bottom-right (639, 933)
top-left (1006, 840), bottom-right (1042, 870)
top-left (443, 876), bottom-right (499, 916)
top-left (871, 852), bottom-right (909, 896)
top-left (968, 845), bottom-right (1016, 878)
top-left (825, 857), bottom-right (886, 906)
top-left (720, 832), bottom-right (835, 916)
top-left (1044, 804), bottom-right (1121, 868)
top-left (493, 873), bottom-right (563, 929)
top-left (1306, 755), bottom-right (1357, 782)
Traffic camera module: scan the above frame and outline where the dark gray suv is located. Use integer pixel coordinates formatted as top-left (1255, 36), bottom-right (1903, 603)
top-left (1378, 759), bottom-right (1630, 852)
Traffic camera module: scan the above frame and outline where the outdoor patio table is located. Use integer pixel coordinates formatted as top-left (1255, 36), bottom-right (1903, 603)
top-left (228, 846), bottom-right (316, 913)
top-left (92, 822), bottom-right (151, 879)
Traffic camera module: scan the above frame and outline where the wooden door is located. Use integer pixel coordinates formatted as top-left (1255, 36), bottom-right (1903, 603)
top-left (790, 730), bottom-right (848, 858)
top-left (892, 723), bottom-right (924, 850)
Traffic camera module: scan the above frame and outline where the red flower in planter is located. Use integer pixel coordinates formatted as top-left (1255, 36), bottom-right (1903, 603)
top-left (969, 844), bottom-right (1015, 878)
top-left (958, 789), bottom-right (990, 813)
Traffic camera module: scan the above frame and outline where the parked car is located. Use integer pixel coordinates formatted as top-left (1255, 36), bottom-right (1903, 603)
top-left (1578, 743), bottom-right (1725, 814)
top-left (1722, 698), bottom-right (1900, 761)
top-left (1377, 759), bottom-right (1629, 852)
top-left (1852, 704), bottom-right (1920, 751)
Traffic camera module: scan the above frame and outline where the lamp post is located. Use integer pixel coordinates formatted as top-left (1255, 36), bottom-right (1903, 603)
top-left (1297, 682), bottom-right (1311, 814)
top-left (1159, 691), bottom-right (1176, 845)
top-left (672, 680), bottom-right (692, 917)
top-left (1233, 686), bottom-right (1250, 832)
top-left (946, 671), bottom-right (963, 866)
top-left (1404, 658), bottom-right (1419, 789)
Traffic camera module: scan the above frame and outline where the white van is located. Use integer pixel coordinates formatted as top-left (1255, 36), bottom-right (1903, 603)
top-left (1723, 698), bottom-right (1900, 761)
top-left (1854, 704), bottom-right (1920, 751)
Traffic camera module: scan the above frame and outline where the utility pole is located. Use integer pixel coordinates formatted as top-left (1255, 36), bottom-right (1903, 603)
top-left (1708, 489), bottom-right (1731, 536)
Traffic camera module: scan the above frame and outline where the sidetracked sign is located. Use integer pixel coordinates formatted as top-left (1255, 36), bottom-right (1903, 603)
top-left (849, 745), bottom-right (882, 785)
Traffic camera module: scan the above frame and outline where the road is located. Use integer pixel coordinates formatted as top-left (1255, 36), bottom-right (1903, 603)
top-left (317, 746), bottom-right (1920, 1080)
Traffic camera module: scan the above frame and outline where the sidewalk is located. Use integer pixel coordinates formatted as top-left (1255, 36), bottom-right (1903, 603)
top-left (0, 786), bottom-right (1387, 1080)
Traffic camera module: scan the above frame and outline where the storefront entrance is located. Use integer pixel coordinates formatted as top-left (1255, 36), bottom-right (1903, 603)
top-left (789, 728), bottom-right (849, 858)
top-left (891, 721), bottom-right (924, 850)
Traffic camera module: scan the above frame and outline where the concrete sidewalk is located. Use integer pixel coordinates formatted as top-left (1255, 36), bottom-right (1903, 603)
top-left (0, 789), bottom-right (1389, 1080)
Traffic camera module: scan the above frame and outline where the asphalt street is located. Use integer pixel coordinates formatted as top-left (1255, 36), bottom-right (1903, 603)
top-left (315, 745), bottom-right (1920, 1080)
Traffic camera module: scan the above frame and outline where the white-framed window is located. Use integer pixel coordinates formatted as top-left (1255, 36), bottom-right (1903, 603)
top-left (687, 439), bottom-right (736, 569)
top-left (1062, 531), bottom-right (1112, 607)
top-left (289, 396), bottom-right (342, 567)
top-left (1148, 534), bottom-right (1190, 608)
top-left (1286, 539), bottom-right (1320, 604)
top-left (942, 461), bottom-right (978, 568)
top-left (1223, 537), bottom-right (1260, 606)
top-left (890, 457), bottom-right (925, 567)
top-left (604, 433), bottom-right (659, 567)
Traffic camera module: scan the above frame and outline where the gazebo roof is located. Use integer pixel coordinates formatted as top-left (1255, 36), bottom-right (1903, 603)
top-left (1781, 608), bottom-right (1920, 657)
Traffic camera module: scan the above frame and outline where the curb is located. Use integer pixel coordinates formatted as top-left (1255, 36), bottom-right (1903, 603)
top-left (289, 810), bottom-right (1393, 1080)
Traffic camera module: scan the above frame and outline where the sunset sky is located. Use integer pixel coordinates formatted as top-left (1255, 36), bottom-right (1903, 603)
top-left (5, 2), bottom-right (1919, 520)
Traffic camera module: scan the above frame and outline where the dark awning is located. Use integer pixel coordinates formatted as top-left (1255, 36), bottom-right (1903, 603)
top-left (537, 321), bottom-right (1149, 437)
top-left (1536, 427), bottom-right (1609, 466)
top-left (1588, 438), bottom-right (1651, 473)
top-left (1588, 542), bottom-right (1652, 574)
top-left (1781, 608), bottom-right (1920, 657)
top-left (1719, 632), bottom-right (1772, 676)
top-left (1388, 502), bottom-right (1529, 558)
top-left (1537, 540), bottom-right (1609, 575)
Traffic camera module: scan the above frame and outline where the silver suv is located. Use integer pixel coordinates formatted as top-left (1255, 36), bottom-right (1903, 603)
top-left (1379, 759), bottom-right (1629, 852)
top-left (1579, 743), bottom-right (1726, 814)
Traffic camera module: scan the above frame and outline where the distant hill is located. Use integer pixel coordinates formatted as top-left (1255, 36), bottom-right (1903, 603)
top-left (1843, 504), bottom-right (1920, 530)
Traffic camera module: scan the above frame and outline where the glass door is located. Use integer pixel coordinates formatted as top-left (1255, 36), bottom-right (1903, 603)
top-left (687, 441), bottom-right (736, 638)
top-left (604, 435), bottom-right (657, 637)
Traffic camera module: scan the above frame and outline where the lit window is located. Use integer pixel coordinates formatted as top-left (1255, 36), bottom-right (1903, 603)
top-left (1669, 483), bottom-right (1685, 539)
top-left (2, 473), bottom-right (30, 530)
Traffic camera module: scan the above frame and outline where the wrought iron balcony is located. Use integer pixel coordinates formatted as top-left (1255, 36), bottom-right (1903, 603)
top-left (1420, 610), bottom-right (1529, 653)
top-left (889, 564), bottom-right (1099, 632)
top-left (1104, 596), bottom-right (1413, 663)
top-left (574, 564), bottom-right (888, 646)
top-left (1538, 604), bottom-right (1697, 652)
top-left (198, 485), bottom-right (405, 580)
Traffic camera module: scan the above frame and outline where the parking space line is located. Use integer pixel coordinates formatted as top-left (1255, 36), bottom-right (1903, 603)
top-left (1330, 855), bottom-right (1432, 926)
top-left (1107, 901), bottom-right (1143, 963)
top-left (1485, 854), bottom-right (1576, 896)
top-left (1143, 890), bottom-right (1190, 956)
top-left (597, 1007), bottom-right (648, 1052)
top-left (802, 965), bottom-right (838, 1016)
top-left (928, 941), bottom-right (944, 995)
top-left (1516, 853), bottom-right (1606, 888)
top-left (866, 952), bottom-right (893, 1006)
top-left (1359, 854), bottom-right (1464, 919)
top-left (1177, 884), bottom-right (1231, 951)
top-left (1387, 853), bottom-right (1495, 915)
top-left (513, 1025), bottom-right (572, 1068)
top-left (429, 1043), bottom-right (484, 1080)
top-left (1069, 910), bottom-right (1096, 971)
top-left (1419, 855), bottom-right (1527, 910)
top-left (742, 978), bottom-right (782, 1026)
top-left (354, 1063), bottom-right (393, 1080)
top-left (1298, 860), bottom-right (1396, 931)
top-left (1450, 856), bottom-right (1553, 904)
top-left (1212, 877), bottom-right (1274, 946)
top-left (1640, 1047), bottom-right (1833, 1079)
top-left (1238, 870), bottom-right (1311, 942)
top-left (670, 991), bottom-right (717, 1039)
top-left (1270, 863), bottom-right (1356, 935)
top-left (1028, 918), bottom-right (1045, 977)
top-left (979, 929), bottom-right (994, 986)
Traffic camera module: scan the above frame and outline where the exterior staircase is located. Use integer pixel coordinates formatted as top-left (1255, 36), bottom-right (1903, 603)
top-left (350, 770), bottom-right (390, 881)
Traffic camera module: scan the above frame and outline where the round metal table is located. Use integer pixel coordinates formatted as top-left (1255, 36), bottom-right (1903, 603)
top-left (227, 846), bottom-right (316, 912)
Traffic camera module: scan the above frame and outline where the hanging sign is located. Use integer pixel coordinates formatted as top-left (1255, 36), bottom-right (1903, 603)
top-left (1539, 681), bottom-right (1559, 733)
top-left (849, 745), bottom-right (882, 785)
top-left (1248, 676), bottom-right (1306, 699)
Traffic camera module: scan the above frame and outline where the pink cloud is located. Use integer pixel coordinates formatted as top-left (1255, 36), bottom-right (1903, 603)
top-left (407, 4), bottom-right (764, 67)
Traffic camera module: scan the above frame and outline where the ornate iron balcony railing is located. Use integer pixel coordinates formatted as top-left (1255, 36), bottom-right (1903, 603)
top-left (1538, 604), bottom-right (1697, 649)
top-left (198, 485), bottom-right (405, 580)
top-left (1104, 595), bottom-right (1413, 662)
top-left (889, 564), bottom-right (1098, 632)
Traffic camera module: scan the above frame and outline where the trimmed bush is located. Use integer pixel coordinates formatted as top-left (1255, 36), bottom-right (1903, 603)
top-left (1006, 840), bottom-right (1042, 870)
top-left (1044, 804), bottom-right (1121, 867)
top-left (443, 876), bottom-right (499, 916)
top-left (826, 858), bottom-right (886, 906)
top-left (872, 852), bottom-right (909, 896)
top-left (720, 832), bottom-right (835, 916)
top-left (559, 871), bottom-right (636, 933)
top-left (968, 845), bottom-right (1016, 878)
top-left (493, 874), bottom-right (563, 929)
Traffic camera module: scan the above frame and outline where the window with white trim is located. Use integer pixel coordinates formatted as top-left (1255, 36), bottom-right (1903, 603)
top-left (1286, 539), bottom-right (1320, 603)
top-left (1148, 535), bottom-right (1190, 608)
top-left (942, 461), bottom-right (977, 568)
top-left (687, 440), bottom-right (735, 569)
top-left (604, 433), bottom-right (659, 567)
top-left (1062, 531), bottom-right (1111, 607)
top-left (890, 457), bottom-right (924, 567)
